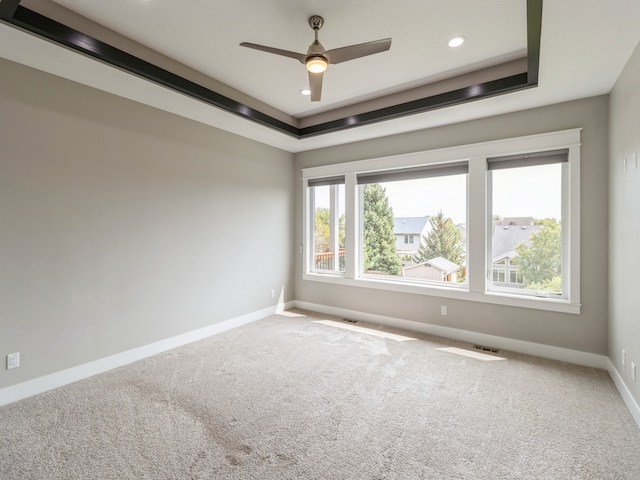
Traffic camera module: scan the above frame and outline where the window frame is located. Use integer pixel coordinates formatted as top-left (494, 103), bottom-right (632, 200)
top-left (493, 268), bottom-right (506, 283)
top-left (357, 163), bottom-right (468, 287)
top-left (486, 151), bottom-right (568, 298)
top-left (307, 179), bottom-right (346, 275)
top-left (302, 129), bottom-right (581, 314)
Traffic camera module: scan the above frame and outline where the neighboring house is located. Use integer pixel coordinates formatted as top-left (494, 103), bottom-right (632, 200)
top-left (393, 216), bottom-right (430, 258)
top-left (403, 256), bottom-right (459, 282)
top-left (491, 224), bottom-right (541, 287)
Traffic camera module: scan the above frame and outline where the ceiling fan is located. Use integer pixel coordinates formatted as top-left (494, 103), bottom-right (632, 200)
top-left (240, 15), bottom-right (392, 102)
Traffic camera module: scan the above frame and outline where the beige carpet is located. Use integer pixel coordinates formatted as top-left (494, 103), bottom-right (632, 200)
top-left (1, 309), bottom-right (639, 479)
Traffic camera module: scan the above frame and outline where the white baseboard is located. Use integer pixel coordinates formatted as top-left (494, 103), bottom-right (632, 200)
top-left (293, 301), bottom-right (608, 369)
top-left (0, 301), bottom-right (293, 407)
top-left (607, 359), bottom-right (640, 429)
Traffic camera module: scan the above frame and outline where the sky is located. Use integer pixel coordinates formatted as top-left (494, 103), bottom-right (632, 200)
top-left (313, 163), bottom-right (562, 225)
top-left (385, 164), bottom-right (562, 224)
top-left (382, 175), bottom-right (467, 223)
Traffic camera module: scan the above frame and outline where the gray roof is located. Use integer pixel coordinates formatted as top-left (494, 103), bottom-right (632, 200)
top-left (426, 256), bottom-right (460, 273)
top-left (403, 256), bottom-right (459, 274)
top-left (494, 217), bottom-right (535, 227)
top-left (492, 225), bottom-right (541, 260)
top-left (393, 216), bottom-right (429, 235)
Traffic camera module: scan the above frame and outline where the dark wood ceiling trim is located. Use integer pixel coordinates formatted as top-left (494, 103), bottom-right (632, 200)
top-left (0, 0), bottom-right (20, 18)
top-left (527, 0), bottom-right (543, 85)
top-left (3, 5), bottom-right (299, 138)
top-left (1, 0), bottom-right (542, 140)
top-left (298, 73), bottom-right (531, 138)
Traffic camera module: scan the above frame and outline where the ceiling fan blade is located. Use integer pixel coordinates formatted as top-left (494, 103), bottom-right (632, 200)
top-left (325, 38), bottom-right (392, 64)
top-left (308, 71), bottom-right (323, 102)
top-left (239, 42), bottom-right (306, 63)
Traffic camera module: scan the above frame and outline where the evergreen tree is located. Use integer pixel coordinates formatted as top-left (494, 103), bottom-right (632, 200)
top-left (362, 184), bottom-right (402, 275)
top-left (413, 211), bottom-right (464, 268)
top-left (514, 218), bottom-right (562, 290)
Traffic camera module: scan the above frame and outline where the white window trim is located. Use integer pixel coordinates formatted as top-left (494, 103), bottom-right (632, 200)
top-left (302, 129), bottom-right (582, 314)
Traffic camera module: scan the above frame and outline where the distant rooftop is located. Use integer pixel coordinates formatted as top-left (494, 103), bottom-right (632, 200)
top-left (494, 217), bottom-right (535, 227)
top-left (426, 256), bottom-right (460, 273)
top-left (492, 224), bottom-right (541, 260)
top-left (404, 256), bottom-right (460, 274)
top-left (393, 216), bottom-right (429, 235)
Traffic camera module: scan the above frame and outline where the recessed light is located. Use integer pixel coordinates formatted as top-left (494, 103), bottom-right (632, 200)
top-left (447, 36), bottom-right (466, 48)
top-left (300, 89), bottom-right (311, 96)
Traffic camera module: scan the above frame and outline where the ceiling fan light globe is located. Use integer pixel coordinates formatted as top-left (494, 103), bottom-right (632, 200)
top-left (306, 56), bottom-right (328, 73)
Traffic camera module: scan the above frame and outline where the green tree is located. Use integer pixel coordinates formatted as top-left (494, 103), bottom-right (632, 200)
top-left (514, 218), bottom-right (562, 290)
top-left (413, 211), bottom-right (464, 269)
top-left (362, 184), bottom-right (402, 275)
top-left (314, 207), bottom-right (344, 252)
top-left (528, 276), bottom-right (562, 292)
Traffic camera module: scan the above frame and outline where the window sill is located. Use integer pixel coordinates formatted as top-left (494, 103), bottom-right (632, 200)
top-left (302, 273), bottom-right (581, 314)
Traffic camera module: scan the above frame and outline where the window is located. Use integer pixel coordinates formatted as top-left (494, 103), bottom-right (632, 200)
top-left (488, 150), bottom-right (567, 298)
top-left (509, 269), bottom-right (524, 284)
top-left (493, 269), bottom-right (506, 283)
top-left (308, 177), bottom-right (345, 273)
top-left (302, 129), bottom-right (581, 314)
top-left (358, 162), bottom-right (467, 285)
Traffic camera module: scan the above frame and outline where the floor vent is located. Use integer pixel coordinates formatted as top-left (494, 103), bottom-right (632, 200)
top-left (474, 345), bottom-right (499, 354)
top-left (341, 319), bottom-right (358, 324)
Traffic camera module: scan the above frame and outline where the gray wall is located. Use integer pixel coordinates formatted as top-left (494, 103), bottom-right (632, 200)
top-left (294, 96), bottom-right (610, 355)
top-left (609, 42), bottom-right (640, 405)
top-left (0, 49), bottom-right (619, 393)
top-left (0, 58), bottom-right (294, 389)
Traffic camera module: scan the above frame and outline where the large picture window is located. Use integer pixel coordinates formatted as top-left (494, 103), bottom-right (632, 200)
top-left (488, 150), bottom-right (567, 297)
top-left (302, 130), bottom-right (581, 314)
top-left (308, 177), bottom-right (345, 273)
top-left (357, 163), bottom-right (468, 286)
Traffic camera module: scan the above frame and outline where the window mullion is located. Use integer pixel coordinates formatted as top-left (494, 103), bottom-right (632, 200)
top-left (468, 157), bottom-right (488, 293)
top-left (344, 173), bottom-right (358, 279)
top-left (303, 179), bottom-right (312, 274)
top-left (567, 145), bottom-right (580, 304)
top-left (329, 185), bottom-right (340, 272)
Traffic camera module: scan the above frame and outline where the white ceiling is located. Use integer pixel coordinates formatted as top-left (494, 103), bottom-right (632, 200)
top-left (52, 0), bottom-right (528, 118)
top-left (2, 0), bottom-right (640, 152)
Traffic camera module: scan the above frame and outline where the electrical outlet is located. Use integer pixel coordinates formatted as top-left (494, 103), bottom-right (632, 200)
top-left (7, 352), bottom-right (20, 370)
top-left (632, 363), bottom-right (637, 382)
top-left (441, 306), bottom-right (447, 316)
